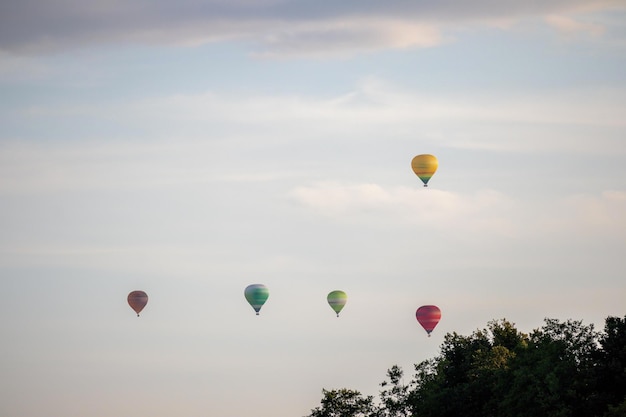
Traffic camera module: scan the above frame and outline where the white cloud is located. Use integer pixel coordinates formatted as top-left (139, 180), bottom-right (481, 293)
top-left (544, 15), bottom-right (606, 37)
top-left (6, 79), bottom-right (625, 154)
top-left (130, 82), bottom-right (626, 138)
top-left (251, 18), bottom-right (444, 58)
top-left (291, 181), bottom-right (518, 235)
top-left (557, 190), bottom-right (626, 235)
top-left (0, 140), bottom-right (218, 193)
top-left (1, 0), bottom-right (624, 56)
top-left (0, 52), bottom-right (52, 79)
top-left (290, 181), bottom-right (626, 239)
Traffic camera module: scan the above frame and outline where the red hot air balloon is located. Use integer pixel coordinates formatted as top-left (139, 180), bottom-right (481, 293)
top-left (416, 305), bottom-right (441, 337)
top-left (128, 290), bottom-right (148, 317)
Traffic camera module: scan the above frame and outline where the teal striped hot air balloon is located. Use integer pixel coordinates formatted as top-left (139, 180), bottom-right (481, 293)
top-left (327, 290), bottom-right (347, 317)
top-left (244, 284), bottom-right (269, 315)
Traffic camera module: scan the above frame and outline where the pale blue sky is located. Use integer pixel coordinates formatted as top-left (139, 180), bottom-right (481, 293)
top-left (1, 1), bottom-right (625, 416)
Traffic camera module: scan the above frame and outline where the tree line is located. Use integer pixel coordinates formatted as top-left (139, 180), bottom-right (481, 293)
top-left (306, 316), bottom-right (626, 417)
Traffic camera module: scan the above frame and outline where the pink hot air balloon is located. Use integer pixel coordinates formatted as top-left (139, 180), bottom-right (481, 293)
top-left (416, 305), bottom-right (441, 337)
top-left (128, 290), bottom-right (148, 317)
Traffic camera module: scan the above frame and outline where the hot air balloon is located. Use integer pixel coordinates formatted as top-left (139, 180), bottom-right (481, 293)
top-left (416, 305), bottom-right (441, 337)
top-left (411, 154), bottom-right (438, 187)
top-left (128, 290), bottom-right (148, 317)
top-left (327, 290), bottom-right (347, 317)
top-left (244, 284), bottom-right (269, 315)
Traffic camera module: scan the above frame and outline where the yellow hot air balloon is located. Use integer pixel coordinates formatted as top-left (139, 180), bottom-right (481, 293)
top-left (411, 154), bottom-right (438, 187)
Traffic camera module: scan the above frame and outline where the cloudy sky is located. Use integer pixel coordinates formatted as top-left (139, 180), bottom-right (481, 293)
top-left (1, 1), bottom-right (625, 416)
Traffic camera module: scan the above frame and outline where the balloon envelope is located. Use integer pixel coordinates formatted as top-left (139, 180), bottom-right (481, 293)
top-left (411, 154), bottom-right (438, 187)
top-left (416, 305), bottom-right (441, 336)
top-left (128, 290), bottom-right (148, 317)
top-left (244, 284), bottom-right (269, 315)
top-left (327, 290), bottom-right (347, 317)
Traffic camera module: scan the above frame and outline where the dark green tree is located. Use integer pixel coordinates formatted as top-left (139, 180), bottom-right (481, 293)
top-left (378, 365), bottom-right (415, 417)
top-left (306, 388), bottom-right (376, 417)
top-left (408, 319), bottom-right (524, 417)
top-left (501, 318), bottom-right (599, 417)
top-left (604, 398), bottom-right (626, 417)
top-left (306, 316), bottom-right (626, 417)
top-left (595, 315), bottom-right (626, 415)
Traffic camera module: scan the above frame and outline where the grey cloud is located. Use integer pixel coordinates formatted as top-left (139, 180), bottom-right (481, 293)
top-left (0, 0), bottom-right (622, 55)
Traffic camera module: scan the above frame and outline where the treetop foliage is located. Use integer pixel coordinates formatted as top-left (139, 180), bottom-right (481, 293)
top-left (306, 316), bottom-right (626, 417)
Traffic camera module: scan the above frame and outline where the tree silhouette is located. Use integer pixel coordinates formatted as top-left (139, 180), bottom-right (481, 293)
top-left (305, 316), bottom-right (626, 417)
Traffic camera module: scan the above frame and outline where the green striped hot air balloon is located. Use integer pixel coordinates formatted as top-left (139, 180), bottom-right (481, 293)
top-left (244, 284), bottom-right (269, 315)
top-left (327, 290), bottom-right (347, 317)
